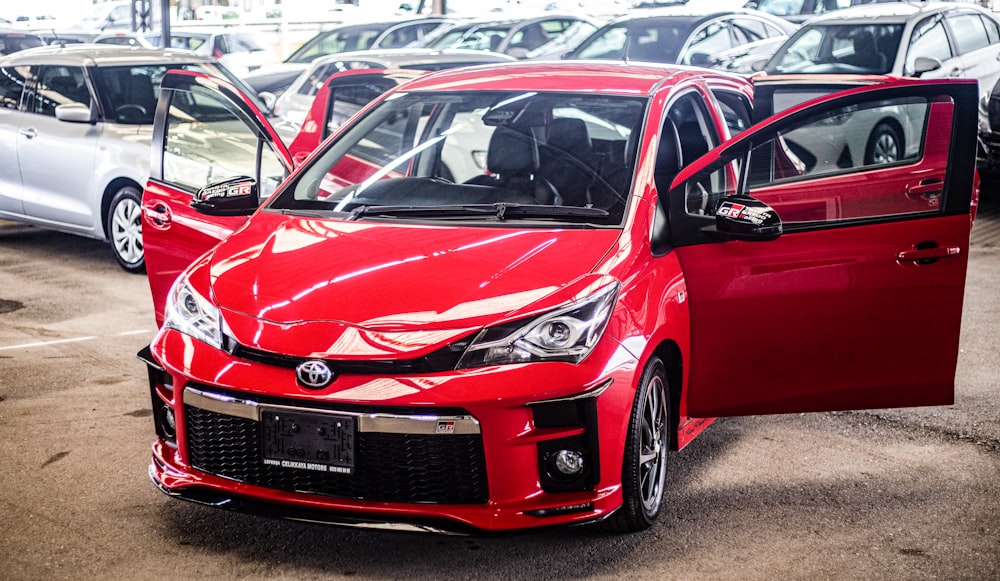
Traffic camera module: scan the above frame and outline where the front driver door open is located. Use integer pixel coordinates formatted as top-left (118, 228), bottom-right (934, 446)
top-left (669, 79), bottom-right (978, 417)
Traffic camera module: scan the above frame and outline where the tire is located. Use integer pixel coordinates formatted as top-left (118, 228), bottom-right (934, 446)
top-left (601, 356), bottom-right (670, 533)
top-left (107, 185), bottom-right (145, 274)
top-left (864, 122), bottom-right (902, 166)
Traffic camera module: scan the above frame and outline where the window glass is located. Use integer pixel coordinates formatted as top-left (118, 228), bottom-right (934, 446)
top-left (297, 61), bottom-right (385, 97)
top-left (34, 66), bottom-right (91, 117)
top-left (982, 15), bottom-right (1000, 44)
top-left (323, 82), bottom-right (393, 139)
top-left (749, 97), bottom-right (930, 221)
top-left (575, 22), bottom-right (693, 63)
top-left (769, 24), bottom-right (902, 74)
top-left (948, 13), bottom-right (991, 55)
top-left (754, 0), bottom-right (807, 17)
top-left (908, 17), bottom-right (953, 70)
top-left (686, 22), bottom-right (733, 63)
top-left (0, 65), bottom-right (29, 110)
top-left (732, 19), bottom-right (768, 43)
top-left (162, 86), bottom-right (284, 197)
top-left (711, 89), bottom-right (752, 137)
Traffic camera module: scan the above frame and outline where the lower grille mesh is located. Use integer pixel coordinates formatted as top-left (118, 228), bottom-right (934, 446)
top-left (185, 405), bottom-right (489, 504)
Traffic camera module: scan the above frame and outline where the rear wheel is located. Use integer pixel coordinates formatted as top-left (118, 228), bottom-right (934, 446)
top-left (108, 185), bottom-right (145, 274)
top-left (602, 356), bottom-right (670, 533)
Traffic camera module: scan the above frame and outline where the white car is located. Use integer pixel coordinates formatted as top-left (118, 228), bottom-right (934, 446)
top-left (0, 44), bottom-right (257, 272)
top-left (153, 28), bottom-right (279, 76)
top-left (763, 2), bottom-right (1000, 137)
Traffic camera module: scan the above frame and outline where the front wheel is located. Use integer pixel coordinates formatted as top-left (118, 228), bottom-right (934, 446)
top-left (108, 185), bottom-right (145, 274)
top-left (601, 356), bottom-right (670, 533)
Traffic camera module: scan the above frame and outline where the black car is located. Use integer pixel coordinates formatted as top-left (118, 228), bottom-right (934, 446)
top-left (0, 29), bottom-right (45, 56)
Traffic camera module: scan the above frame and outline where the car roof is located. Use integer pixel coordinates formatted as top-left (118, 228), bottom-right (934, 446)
top-left (800, 2), bottom-right (967, 25)
top-left (0, 43), bottom-right (215, 66)
top-left (307, 47), bottom-right (517, 68)
top-left (395, 60), bottom-right (742, 96)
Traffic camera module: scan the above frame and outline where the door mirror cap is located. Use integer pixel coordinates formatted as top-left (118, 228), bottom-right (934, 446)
top-left (257, 91), bottom-right (277, 115)
top-left (689, 53), bottom-right (715, 68)
top-left (55, 102), bottom-right (95, 124)
top-left (714, 195), bottom-right (782, 241)
top-left (192, 176), bottom-right (260, 216)
top-left (912, 57), bottom-right (942, 77)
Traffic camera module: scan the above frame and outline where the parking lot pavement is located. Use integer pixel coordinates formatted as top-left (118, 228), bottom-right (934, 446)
top-left (0, 195), bottom-right (997, 579)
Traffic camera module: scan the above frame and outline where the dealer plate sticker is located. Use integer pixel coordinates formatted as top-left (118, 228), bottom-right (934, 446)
top-left (261, 408), bottom-right (355, 474)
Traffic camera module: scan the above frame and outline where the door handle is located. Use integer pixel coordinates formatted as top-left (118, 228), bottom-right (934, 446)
top-left (905, 178), bottom-right (943, 200)
top-left (143, 203), bottom-right (171, 228)
top-left (18, 128), bottom-right (37, 139)
top-left (897, 243), bottom-right (961, 264)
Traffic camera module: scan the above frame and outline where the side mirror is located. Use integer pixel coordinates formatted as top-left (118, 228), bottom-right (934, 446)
top-left (257, 90), bottom-right (277, 115)
top-left (55, 102), bottom-right (95, 124)
top-left (715, 195), bottom-right (781, 241)
top-left (912, 56), bottom-right (942, 77)
top-left (191, 176), bottom-right (260, 216)
top-left (689, 53), bottom-right (715, 68)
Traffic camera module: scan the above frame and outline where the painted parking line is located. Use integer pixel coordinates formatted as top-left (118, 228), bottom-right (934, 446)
top-left (0, 330), bottom-right (151, 351)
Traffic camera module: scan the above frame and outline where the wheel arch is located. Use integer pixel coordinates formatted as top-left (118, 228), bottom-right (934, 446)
top-left (650, 339), bottom-right (683, 451)
top-left (101, 177), bottom-right (144, 239)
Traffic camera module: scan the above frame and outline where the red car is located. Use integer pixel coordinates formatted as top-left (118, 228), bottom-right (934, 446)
top-left (138, 62), bottom-right (978, 533)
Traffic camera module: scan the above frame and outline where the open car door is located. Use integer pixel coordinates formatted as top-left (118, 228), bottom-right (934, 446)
top-left (142, 71), bottom-right (294, 326)
top-left (666, 79), bottom-right (978, 417)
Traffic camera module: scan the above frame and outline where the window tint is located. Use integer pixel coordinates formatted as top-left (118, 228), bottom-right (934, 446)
top-left (711, 89), bottom-right (753, 137)
top-left (162, 85), bottom-right (285, 197)
top-left (34, 66), bottom-right (91, 117)
top-left (0, 65), bottom-right (28, 110)
top-left (948, 13), bottom-right (991, 55)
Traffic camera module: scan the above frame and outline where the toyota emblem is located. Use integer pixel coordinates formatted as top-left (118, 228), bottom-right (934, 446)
top-left (296, 359), bottom-right (335, 389)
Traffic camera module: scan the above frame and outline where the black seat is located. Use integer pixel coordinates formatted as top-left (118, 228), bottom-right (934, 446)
top-left (654, 122), bottom-right (681, 196)
top-left (467, 127), bottom-right (558, 204)
top-left (539, 118), bottom-right (594, 206)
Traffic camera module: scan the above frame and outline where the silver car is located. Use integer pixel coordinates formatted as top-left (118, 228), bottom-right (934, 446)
top-left (0, 44), bottom-right (252, 272)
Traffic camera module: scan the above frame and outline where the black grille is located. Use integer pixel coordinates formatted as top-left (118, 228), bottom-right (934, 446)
top-left (184, 405), bottom-right (489, 504)
top-left (230, 338), bottom-right (473, 374)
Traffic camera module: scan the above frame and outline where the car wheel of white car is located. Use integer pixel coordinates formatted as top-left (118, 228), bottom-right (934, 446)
top-left (865, 122), bottom-right (902, 165)
top-left (108, 186), bottom-right (145, 274)
top-left (602, 355), bottom-right (670, 533)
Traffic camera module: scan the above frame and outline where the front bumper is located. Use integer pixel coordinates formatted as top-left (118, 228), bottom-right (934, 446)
top-left (139, 328), bottom-right (640, 533)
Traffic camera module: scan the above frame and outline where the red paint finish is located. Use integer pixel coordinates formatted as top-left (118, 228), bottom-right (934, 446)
top-left (140, 63), bottom-right (978, 532)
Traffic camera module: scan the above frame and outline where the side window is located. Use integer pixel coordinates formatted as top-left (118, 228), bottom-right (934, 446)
top-left (710, 89), bottom-right (753, 138)
top-left (686, 22), bottom-right (734, 63)
top-left (746, 97), bottom-right (933, 223)
top-left (947, 13), bottom-right (991, 55)
top-left (668, 92), bottom-right (727, 216)
top-left (0, 65), bottom-right (29, 110)
top-left (908, 16), bottom-right (953, 71)
top-left (323, 82), bottom-right (389, 139)
top-left (34, 66), bottom-right (91, 117)
top-left (161, 86), bottom-right (286, 198)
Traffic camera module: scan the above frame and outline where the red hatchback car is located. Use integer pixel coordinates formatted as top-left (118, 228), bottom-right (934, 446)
top-left (138, 62), bottom-right (978, 533)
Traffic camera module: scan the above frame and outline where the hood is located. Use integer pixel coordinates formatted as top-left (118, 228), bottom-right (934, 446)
top-left (208, 212), bottom-right (620, 358)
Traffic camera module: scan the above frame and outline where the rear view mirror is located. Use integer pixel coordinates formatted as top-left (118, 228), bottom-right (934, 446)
top-left (715, 195), bottom-right (781, 241)
top-left (191, 176), bottom-right (260, 216)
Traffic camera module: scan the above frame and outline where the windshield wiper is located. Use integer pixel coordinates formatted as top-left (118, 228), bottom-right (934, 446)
top-left (348, 203), bottom-right (610, 222)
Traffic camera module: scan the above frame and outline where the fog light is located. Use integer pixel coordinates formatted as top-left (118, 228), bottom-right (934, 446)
top-left (552, 449), bottom-right (584, 476)
top-left (160, 406), bottom-right (176, 439)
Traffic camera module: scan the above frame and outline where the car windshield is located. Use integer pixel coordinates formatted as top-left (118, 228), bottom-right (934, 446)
top-left (270, 90), bottom-right (648, 226)
top-left (572, 18), bottom-right (695, 63)
top-left (285, 26), bottom-right (389, 63)
top-left (766, 23), bottom-right (904, 74)
top-left (90, 61), bottom-right (265, 124)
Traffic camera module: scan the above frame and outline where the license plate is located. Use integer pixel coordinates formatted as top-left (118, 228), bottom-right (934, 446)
top-left (261, 408), bottom-right (355, 474)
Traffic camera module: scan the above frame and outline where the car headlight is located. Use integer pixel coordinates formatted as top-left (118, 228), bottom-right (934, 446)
top-left (163, 274), bottom-right (229, 350)
top-left (456, 283), bottom-right (619, 368)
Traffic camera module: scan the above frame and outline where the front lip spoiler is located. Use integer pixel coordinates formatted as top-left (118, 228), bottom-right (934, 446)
top-left (148, 461), bottom-right (475, 535)
top-left (149, 458), bottom-right (611, 536)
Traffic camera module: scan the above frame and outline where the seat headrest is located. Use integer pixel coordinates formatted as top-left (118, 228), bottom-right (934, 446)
top-left (487, 127), bottom-right (536, 174)
top-left (548, 118), bottom-right (591, 153)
